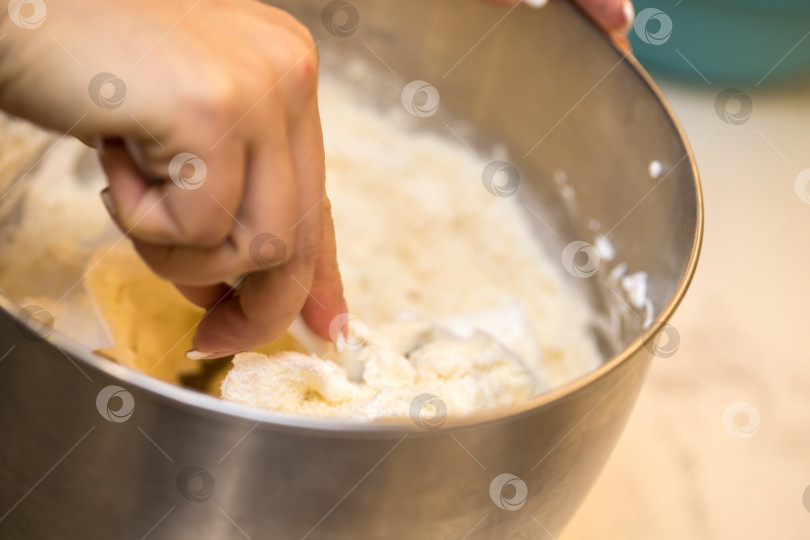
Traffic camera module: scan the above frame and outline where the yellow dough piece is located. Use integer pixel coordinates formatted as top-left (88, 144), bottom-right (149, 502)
top-left (85, 241), bottom-right (206, 384)
top-left (84, 240), bottom-right (303, 391)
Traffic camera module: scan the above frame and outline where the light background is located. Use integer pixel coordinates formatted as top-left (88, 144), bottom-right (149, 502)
top-left (562, 77), bottom-right (810, 539)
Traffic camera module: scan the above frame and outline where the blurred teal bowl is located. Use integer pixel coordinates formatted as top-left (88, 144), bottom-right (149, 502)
top-left (629, 0), bottom-right (810, 86)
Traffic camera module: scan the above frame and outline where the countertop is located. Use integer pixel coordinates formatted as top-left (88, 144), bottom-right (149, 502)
top-left (562, 75), bottom-right (810, 539)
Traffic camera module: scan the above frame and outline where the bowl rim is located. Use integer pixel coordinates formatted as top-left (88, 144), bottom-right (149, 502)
top-left (1, 12), bottom-right (704, 437)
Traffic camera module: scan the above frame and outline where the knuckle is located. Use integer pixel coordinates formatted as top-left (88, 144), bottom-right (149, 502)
top-left (280, 34), bottom-right (319, 94)
top-left (321, 196), bottom-right (333, 215)
top-left (298, 228), bottom-right (322, 267)
top-left (244, 230), bottom-right (293, 271)
top-left (177, 217), bottom-right (230, 248)
top-left (301, 241), bottom-right (321, 267)
top-left (186, 72), bottom-right (240, 137)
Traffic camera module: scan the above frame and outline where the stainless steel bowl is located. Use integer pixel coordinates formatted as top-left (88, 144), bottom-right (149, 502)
top-left (0, 1), bottom-right (702, 538)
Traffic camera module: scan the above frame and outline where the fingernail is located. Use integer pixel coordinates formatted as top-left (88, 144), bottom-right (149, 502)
top-left (617, 0), bottom-right (635, 35)
top-left (100, 188), bottom-right (116, 217)
top-left (186, 349), bottom-right (233, 360)
top-left (123, 136), bottom-right (153, 180)
top-left (523, 0), bottom-right (548, 8)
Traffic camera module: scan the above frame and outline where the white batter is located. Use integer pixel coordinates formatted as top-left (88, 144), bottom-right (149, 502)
top-left (221, 77), bottom-right (601, 420)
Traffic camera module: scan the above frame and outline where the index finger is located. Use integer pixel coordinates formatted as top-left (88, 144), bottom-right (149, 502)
top-left (188, 95), bottom-right (327, 355)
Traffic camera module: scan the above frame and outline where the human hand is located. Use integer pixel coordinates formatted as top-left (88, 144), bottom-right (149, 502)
top-left (494, 0), bottom-right (634, 37)
top-left (0, 0), bottom-right (345, 358)
top-left (571, 0), bottom-right (633, 35)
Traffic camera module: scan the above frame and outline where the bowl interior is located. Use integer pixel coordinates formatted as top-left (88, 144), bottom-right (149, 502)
top-left (0, 0), bottom-right (702, 430)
